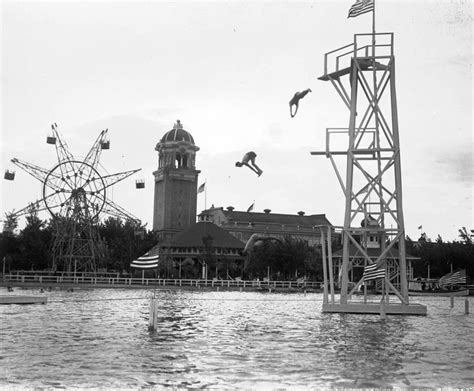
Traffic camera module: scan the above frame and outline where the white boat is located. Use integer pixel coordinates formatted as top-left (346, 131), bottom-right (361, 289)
top-left (408, 279), bottom-right (469, 296)
top-left (408, 288), bottom-right (469, 297)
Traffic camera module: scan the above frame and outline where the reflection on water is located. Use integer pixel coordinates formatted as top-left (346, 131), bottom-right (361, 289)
top-left (1, 288), bottom-right (473, 388)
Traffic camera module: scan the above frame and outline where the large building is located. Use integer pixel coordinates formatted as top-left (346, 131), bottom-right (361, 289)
top-left (198, 206), bottom-right (334, 246)
top-left (152, 120), bottom-right (200, 242)
top-left (151, 121), bottom-right (334, 250)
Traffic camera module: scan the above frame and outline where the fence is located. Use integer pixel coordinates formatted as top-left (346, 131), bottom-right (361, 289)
top-left (2, 273), bottom-right (323, 290)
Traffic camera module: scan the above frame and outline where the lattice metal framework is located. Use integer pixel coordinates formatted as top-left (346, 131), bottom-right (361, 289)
top-left (8, 125), bottom-right (141, 273)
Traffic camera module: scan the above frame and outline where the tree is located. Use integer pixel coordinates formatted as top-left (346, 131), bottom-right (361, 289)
top-left (245, 236), bottom-right (322, 280)
top-left (99, 217), bottom-right (154, 272)
top-left (458, 227), bottom-right (472, 245)
top-left (2, 211), bottom-right (18, 234)
top-left (15, 206), bottom-right (51, 270)
top-left (410, 228), bottom-right (474, 280)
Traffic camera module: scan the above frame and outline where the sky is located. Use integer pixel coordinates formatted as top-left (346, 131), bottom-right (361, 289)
top-left (1, 0), bottom-right (472, 241)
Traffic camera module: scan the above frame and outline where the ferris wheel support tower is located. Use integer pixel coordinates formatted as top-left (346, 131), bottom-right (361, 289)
top-left (312, 33), bottom-right (426, 315)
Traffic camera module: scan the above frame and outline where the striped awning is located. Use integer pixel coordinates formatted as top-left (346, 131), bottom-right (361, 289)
top-left (130, 251), bottom-right (159, 269)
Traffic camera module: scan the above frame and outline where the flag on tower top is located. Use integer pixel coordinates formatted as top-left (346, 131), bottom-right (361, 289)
top-left (197, 183), bottom-right (206, 194)
top-left (246, 203), bottom-right (254, 213)
top-left (348, 0), bottom-right (374, 18)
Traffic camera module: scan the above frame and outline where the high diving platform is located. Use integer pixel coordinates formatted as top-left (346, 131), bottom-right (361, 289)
top-left (313, 33), bottom-right (427, 316)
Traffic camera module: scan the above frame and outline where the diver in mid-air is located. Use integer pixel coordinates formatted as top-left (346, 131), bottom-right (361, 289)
top-left (289, 88), bottom-right (312, 118)
top-left (235, 151), bottom-right (263, 177)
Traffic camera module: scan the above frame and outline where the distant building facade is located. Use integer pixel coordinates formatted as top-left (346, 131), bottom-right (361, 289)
top-left (332, 215), bottom-right (420, 286)
top-left (152, 120), bottom-right (200, 242)
top-left (141, 221), bottom-right (245, 279)
top-left (198, 206), bottom-right (334, 246)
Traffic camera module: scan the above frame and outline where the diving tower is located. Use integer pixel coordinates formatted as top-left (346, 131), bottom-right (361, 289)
top-left (312, 33), bottom-right (426, 316)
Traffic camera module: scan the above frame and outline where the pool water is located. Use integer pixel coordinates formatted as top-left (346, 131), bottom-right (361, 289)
top-left (1, 288), bottom-right (473, 388)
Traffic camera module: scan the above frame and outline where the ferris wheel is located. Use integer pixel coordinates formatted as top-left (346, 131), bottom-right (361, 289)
top-left (4, 123), bottom-right (143, 272)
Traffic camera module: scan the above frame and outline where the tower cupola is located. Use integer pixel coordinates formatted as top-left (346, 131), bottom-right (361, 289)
top-left (156, 120), bottom-right (199, 170)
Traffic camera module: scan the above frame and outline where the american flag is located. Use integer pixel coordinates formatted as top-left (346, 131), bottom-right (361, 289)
top-left (363, 263), bottom-right (385, 281)
top-left (347, 0), bottom-right (374, 18)
top-left (130, 249), bottom-right (159, 269)
top-left (438, 269), bottom-right (467, 287)
top-left (197, 183), bottom-right (206, 194)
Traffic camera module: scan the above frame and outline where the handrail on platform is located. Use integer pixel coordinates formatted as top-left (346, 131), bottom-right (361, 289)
top-left (321, 32), bottom-right (394, 78)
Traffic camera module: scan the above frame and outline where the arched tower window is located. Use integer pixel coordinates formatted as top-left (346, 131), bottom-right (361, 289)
top-left (175, 152), bottom-right (182, 168)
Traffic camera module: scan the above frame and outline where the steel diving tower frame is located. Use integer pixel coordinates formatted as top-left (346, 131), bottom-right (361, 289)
top-left (312, 33), bottom-right (426, 315)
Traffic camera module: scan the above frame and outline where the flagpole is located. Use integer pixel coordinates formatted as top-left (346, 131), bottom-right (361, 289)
top-left (372, 0), bottom-right (376, 56)
top-left (204, 179), bottom-right (207, 210)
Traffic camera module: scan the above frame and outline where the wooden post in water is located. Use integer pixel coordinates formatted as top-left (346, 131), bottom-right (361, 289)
top-left (148, 297), bottom-right (158, 331)
top-left (450, 296), bottom-right (454, 309)
top-left (380, 280), bottom-right (386, 320)
top-left (320, 227), bottom-right (329, 304)
top-left (465, 298), bottom-right (469, 315)
top-left (380, 299), bottom-right (386, 320)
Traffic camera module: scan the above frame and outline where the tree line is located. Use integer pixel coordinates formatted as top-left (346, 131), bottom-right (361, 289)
top-left (0, 213), bottom-right (156, 274)
top-left (0, 211), bottom-right (472, 281)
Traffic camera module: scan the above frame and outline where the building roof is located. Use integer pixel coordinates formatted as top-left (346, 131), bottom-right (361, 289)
top-left (160, 120), bottom-right (195, 144)
top-left (205, 208), bottom-right (332, 227)
top-left (332, 244), bottom-right (420, 260)
top-left (166, 222), bottom-right (245, 249)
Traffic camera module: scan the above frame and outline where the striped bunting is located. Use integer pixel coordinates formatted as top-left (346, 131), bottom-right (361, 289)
top-left (130, 251), bottom-right (159, 269)
top-left (348, 0), bottom-right (374, 18)
top-left (363, 263), bottom-right (385, 281)
top-left (439, 269), bottom-right (467, 287)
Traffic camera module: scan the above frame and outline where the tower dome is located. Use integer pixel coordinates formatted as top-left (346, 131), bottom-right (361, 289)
top-left (159, 120), bottom-right (195, 144)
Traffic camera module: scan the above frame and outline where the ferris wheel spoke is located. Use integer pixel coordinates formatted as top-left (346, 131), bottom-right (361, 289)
top-left (80, 128), bottom-right (109, 171)
top-left (50, 127), bottom-right (82, 187)
top-left (86, 193), bottom-right (106, 215)
top-left (46, 165), bottom-right (75, 192)
top-left (7, 199), bottom-right (49, 219)
top-left (45, 192), bottom-right (73, 215)
top-left (11, 158), bottom-right (63, 190)
top-left (100, 197), bottom-right (141, 224)
top-left (51, 127), bottom-right (76, 163)
top-left (91, 169), bottom-right (142, 192)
